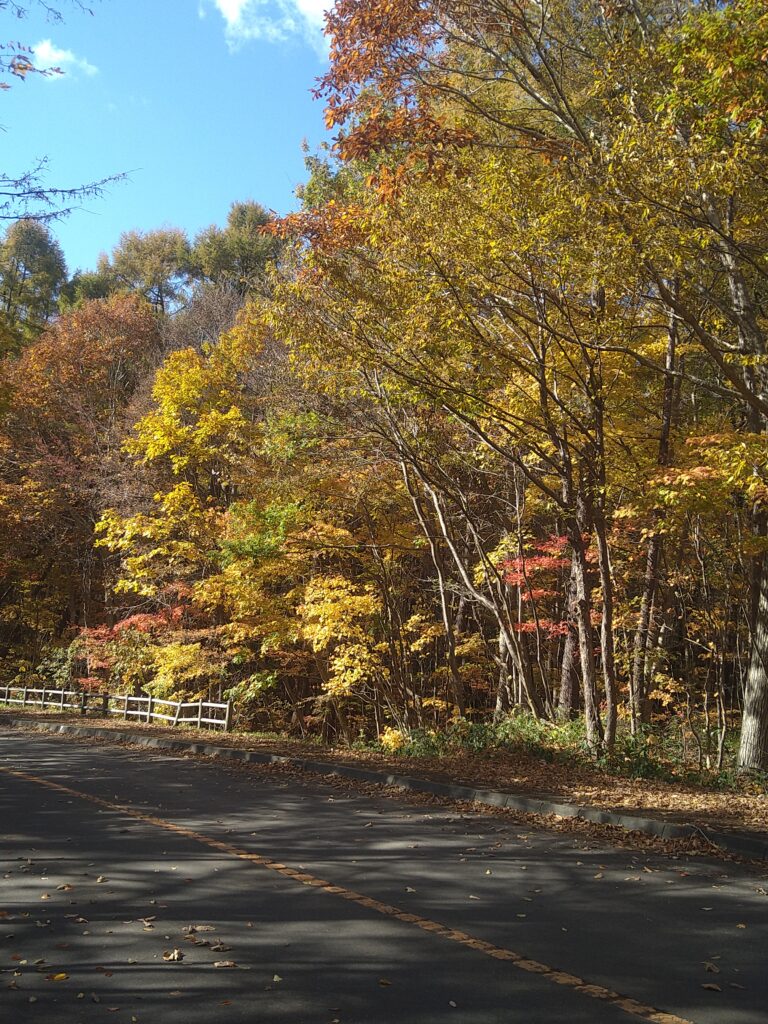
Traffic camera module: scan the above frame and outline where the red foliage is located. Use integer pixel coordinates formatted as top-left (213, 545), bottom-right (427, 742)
top-left (514, 619), bottom-right (570, 639)
top-left (499, 535), bottom-right (572, 638)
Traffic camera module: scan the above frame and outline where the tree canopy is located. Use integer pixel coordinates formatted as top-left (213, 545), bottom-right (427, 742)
top-left (3, 0), bottom-right (768, 780)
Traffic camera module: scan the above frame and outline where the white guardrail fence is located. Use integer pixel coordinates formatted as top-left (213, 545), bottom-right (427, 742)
top-left (0, 685), bottom-right (232, 731)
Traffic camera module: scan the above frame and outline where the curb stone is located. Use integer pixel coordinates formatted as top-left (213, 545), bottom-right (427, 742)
top-left (6, 716), bottom-right (768, 861)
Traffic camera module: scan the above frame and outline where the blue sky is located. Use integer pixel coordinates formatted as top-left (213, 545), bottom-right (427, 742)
top-left (2, 0), bottom-right (332, 273)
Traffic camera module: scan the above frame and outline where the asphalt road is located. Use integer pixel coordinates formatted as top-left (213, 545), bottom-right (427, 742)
top-left (1, 730), bottom-right (766, 1024)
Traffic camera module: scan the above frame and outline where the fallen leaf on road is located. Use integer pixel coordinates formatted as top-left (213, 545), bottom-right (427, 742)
top-left (704, 962), bottom-right (720, 973)
top-left (702, 984), bottom-right (722, 992)
top-left (162, 949), bottom-right (184, 962)
top-left (96, 876), bottom-right (108, 884)
top-left (213, 961), bottom-right (237, 969)
top-left (273, 974), bottom-right (282, 982)
top-left (46, 972), bottom-right (69, 981)
top-left (378, 978), bottom-right (392, 987)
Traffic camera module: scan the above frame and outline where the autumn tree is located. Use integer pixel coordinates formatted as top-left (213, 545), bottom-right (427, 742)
top-left (0, 295), bottom-right (161, 675)
top-left (313, 0), bottom-right (768, 765)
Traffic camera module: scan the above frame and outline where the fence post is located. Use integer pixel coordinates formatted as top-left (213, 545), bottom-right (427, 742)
top-left (60, 689), bottom-right (65, 711)
top-left (197, 699), bottom-right (203, 730)
top-left (147, 695), bottom-right (154, 724)
top-left (123, 694), bottom-right (129, 720)
top-left (224, 700), bottom-right (232, 732)
top-left (41, 685), bottom-right (47, 709)
top-left (80, 692), bottom-right (88, 716)
top-left (101, 692), bottom-right (109, 717)
top-left (22, 686), bottom-right (28, 707)
top-left (172, 700), bottom-right (181, 727)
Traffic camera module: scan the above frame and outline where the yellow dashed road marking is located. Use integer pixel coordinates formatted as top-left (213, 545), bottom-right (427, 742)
top-left (0, 764), bottom-right (693, 1024)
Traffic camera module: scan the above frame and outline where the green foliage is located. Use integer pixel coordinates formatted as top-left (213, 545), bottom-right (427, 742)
top-left (0, 219), bottom-right (67, 352)
top-left (219, 500), bottom-right (303, 566)
top-left (224, 671), bottom-right (278, 727)
top-left (192, 200), bottom-right (282, 293)
top-left (385, 714), bottom-right (588, 760)
top-left (98, 227), bottom-right (192, 313)
top-left (33, 646), bottom-right (75, 688)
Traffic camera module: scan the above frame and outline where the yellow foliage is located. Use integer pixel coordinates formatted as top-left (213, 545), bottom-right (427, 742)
top-left (379, 725), bottom-right (407, 752)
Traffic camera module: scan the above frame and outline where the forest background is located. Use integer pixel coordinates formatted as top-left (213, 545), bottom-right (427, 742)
top-left (3, 0), bottom-right (768, 785)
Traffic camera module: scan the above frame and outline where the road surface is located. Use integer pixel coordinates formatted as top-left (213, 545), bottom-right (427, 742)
top-left (1, 729), bottom-right (766, 1023)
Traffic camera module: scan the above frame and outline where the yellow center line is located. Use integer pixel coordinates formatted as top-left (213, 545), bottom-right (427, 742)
top-left (0, 764), bottom-right (692, 1024)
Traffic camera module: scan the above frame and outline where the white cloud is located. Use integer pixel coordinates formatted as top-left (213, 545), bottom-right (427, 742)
top-left (210, 0), bottom-right (330, 55)
top-left (33, 39), bottom-right (99, 79)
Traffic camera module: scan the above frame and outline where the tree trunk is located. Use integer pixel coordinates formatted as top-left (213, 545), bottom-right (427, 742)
top-left (401, 463), bottom-right (466, 714)
top-left (739, 546), bottom-right (768, 770)
top-left (631, 535), bottom-right (662, 730)
top-left (593, 513), bottom-right (618, 752)
top-left (569, 532), bottom-right (604, 753)
top-left (494, 629), bottom-right (513, 722)
top-left (558, 627), bottom-right (580, 721)
top-left (630, 298), bottom-right (677, 729)
top-left (557, 559), bottom-right (580, 720)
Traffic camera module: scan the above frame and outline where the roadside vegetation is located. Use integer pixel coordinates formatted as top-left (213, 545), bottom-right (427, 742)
top-left (3, 1), bottom-right (768, 789)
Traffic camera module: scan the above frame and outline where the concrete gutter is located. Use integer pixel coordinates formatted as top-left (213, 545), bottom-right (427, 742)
top-left (7, 716), bottom-right (768, 862)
